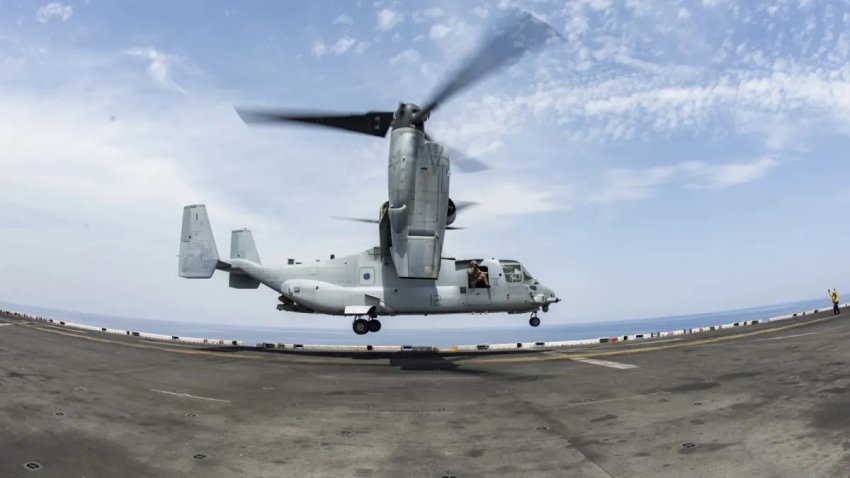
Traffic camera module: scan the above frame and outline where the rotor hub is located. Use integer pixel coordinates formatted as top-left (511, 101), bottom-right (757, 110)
top-left (392, 103), bottom-right (427, 130)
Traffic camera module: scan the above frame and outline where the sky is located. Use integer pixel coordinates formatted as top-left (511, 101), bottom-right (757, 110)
top-left (1, 0), bottom-right (850, 330)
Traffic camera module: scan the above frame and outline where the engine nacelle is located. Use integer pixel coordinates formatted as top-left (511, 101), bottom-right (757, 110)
top-left (447, 198), bottom-right (458, 226)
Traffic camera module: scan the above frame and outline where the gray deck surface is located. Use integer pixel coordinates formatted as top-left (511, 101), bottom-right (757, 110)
top-left (1, 309), bottom-right (849, 477)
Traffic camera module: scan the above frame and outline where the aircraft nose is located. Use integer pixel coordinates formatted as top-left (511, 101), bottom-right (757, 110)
top-left (531, 284), bottom-right (560, 304)
top-left (541, 285), bottom-right (559, 303)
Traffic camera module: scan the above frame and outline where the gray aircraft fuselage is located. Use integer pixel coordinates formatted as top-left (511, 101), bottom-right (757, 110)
top-left (229, 247), bottom-right (558, 317)
top-left (179, 202), bottom-right (559, 326)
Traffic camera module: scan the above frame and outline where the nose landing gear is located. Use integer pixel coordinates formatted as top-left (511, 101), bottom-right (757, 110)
top-left (529, 312), bottom-right (541, 327)
top-left (352, 317), bottom-right (382, 335)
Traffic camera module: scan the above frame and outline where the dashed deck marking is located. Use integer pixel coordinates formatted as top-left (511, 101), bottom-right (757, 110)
top-left (150, 388), bottom-right (231, 403)
top-left (0, 323), bottom-right (11, 327)
top-left (756, 332), bottom-right (816, 342)
top-left (572, 358), bottom-right (638, 369)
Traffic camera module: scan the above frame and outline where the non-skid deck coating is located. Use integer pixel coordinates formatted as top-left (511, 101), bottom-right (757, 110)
top-left (1, 310), bottom-right (849, 477)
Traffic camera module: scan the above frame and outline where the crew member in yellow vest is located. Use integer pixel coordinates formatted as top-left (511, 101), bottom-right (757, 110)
top-left (828, 288), bottom-right (840, 315)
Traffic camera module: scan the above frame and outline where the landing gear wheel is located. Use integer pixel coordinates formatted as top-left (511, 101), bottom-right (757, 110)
top-left (353, 318), bottom-right (369, 335)
top-left (368, 319), bottom-right (382, 333)
top-left (529, 316), bottom-right (541, 327)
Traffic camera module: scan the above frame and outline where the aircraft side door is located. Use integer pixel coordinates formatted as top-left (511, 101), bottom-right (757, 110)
top-left (464, 261), bottom-right (498, 311)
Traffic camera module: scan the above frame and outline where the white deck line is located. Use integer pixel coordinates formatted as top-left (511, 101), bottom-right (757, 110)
top-left (756, 332), bottom-right (816, 342)
top-left (149, 388), bottom-right (231, 403)
top-left (572, 358), bottom-right (638, 369)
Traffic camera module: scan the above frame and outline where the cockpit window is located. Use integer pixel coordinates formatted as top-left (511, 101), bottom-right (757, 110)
top-left (501, 261), bottom-right (531, 283)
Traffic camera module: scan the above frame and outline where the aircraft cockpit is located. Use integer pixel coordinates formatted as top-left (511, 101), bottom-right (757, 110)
top-left (500, 260), bottom-right (535, 284)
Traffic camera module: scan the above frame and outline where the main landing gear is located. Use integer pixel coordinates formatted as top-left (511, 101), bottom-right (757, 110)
top-left (529, 312), bottom-right (541, 328)
top-left (352, 317), bottom-right (382, 335)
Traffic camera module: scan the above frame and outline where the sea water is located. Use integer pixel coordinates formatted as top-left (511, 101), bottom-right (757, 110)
top-left (0, 298), bottom-right (829, 348)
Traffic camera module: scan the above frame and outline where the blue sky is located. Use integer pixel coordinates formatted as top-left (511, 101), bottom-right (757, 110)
top-left (1, 0), bottom-right (849, 329)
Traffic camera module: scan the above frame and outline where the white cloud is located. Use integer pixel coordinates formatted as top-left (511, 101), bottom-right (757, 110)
top-left (311, 36), bottom-right (363, 57)
top-left (36, 2), bottom-right (73, 23)
top-left (424, 7), bottom-right (444, 18)
top-left (353, 41), bottom-right (370, 54)
top-left (413, 7), bottom-right (444, 23)
top-left (471, 6), bottom-right (490, 18)
top-left (389, 49), bottom-right (421, 66)
top-left (311, 40), bottom-right (327, 57)
top-left (124, 48), bottom-right (185, 93)
top-left (330, 35), bottom-right (356, 55)
top-left (589, 158), bottom-right (780, 205)
top-left (332, 13), bottom-right (353, 25)
top-left (585, 0), bottom-right (613, 11)
top-left (376, 9), bottom-right (403, 31)
top-left (589, 166), bottom-right (677, 204)
top-left (429, 23), bottom-right (452, 40)
top-left (681, 158), bottom-right (779, 188)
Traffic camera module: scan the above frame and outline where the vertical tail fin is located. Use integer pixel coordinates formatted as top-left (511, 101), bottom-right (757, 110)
top-left (228, 229), bottom-right (261, 289)
top-left (231, 229), bottom-right (261, 264)
top-left (178, 205), bottom-right (220, 278)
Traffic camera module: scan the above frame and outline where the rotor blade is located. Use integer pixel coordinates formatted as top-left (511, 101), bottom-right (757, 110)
top-left (415, 10), bottom-right (560, 120)
top-left (332, 216), bottom-right (466, 230)
top-left (425, 131), bottom-right (491, 173)
top-left (236, 108), bottom-right (395, 137)
top-left (453, 200), bottom-right (479, 213)
top-left (331, 216), bottom-right (379, 224)
top-left (453, 154), bottom-right (490, 173)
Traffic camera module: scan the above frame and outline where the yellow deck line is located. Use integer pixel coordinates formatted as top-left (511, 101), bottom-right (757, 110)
top-left (17, 323), bottom-right (384, 366)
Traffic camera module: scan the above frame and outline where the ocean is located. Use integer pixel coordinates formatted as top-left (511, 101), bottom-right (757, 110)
top-left (0, 298), bottom-right (830, 348)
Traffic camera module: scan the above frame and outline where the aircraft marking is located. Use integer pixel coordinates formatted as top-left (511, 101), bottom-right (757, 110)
top-left (571, 358), bottom-right (638, 369)
top-left (150, 388), bottom-right (230, 403)
top-left (756, 332), bottom-right (816, 342)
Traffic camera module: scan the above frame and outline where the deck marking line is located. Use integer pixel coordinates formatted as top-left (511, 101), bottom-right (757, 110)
top-left (149, 388), bottom-right (231, 403)
top-left (756, 332), bottom-right (816, 342)
top-left (572, 358), bottom-right (638, 369)
top-left (0, 323), bottom-right (11, 327)
top-left (466, 315), bottom-right (837, 364)
top-left (22, 324), bottom-right (386, 366)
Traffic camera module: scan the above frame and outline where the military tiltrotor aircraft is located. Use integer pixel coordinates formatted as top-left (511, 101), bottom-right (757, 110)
top-left (178, 11), bottom-right (562, 335)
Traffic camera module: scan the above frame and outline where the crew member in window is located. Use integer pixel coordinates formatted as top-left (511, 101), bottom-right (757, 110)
top-left (467, 260), bottom-right (489, 288)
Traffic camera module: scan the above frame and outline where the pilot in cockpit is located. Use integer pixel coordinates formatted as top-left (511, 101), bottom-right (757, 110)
top-left (467, 260), bottom-right (489, 288)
